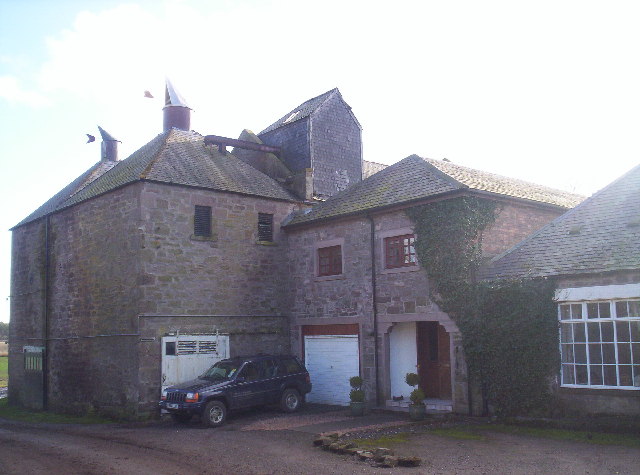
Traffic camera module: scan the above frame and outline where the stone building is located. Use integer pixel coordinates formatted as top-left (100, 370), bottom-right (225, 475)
top-left (10, 82), bottom-right (583, 418)
top-left (484, 164), bottom-right (640, 416)
top-left (283, 155), bottom-right (580, 412)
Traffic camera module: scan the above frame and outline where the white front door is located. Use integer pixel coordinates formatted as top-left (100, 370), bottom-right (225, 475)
top-left (304, 335), bottom-right (359, 405)
top-left (161, 334), bottom-right (229, 391)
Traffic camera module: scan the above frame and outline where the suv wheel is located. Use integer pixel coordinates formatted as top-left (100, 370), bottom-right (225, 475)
top-left (202, 400), bottom-right (227, 427)
top-left (280, 388), bottom-right (302, 413)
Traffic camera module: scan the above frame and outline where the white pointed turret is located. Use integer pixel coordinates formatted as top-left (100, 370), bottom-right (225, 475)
top-left (163, 78), bottom-right (192, 132)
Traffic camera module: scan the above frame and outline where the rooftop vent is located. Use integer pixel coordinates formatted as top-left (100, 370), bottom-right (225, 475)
top-left (98, 126), bottom-right (120, 162)
top-left (163, 79), bottom-right (191, 132)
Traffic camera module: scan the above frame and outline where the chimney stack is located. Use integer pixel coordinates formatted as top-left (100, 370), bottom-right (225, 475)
top-left (98, 126), bottom-right (119, 161)
top-left (163, 79), bottom-right (191, 132)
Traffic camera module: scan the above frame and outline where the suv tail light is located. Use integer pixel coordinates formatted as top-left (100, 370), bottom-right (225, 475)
top-left (305, 374), bottom-right (310, 384)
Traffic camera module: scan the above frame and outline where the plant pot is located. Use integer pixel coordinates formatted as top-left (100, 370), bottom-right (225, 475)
top-left (350, 401), bottom-right (365, 416)
top-left (408, 404), bottom-right (426, 421)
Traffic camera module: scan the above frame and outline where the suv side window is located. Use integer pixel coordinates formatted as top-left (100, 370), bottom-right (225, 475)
top-left (280, 357), bottom-right (304, 375)
top-left (239, 363), bottom-right (259, 382)
top-left (255, 358), bottom-right (278, 379)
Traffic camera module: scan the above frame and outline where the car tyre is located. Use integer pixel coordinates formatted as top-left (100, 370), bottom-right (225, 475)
top-left (280, 388), bottom-right (302, 413)
top-left (201, 400), bottom-right (227, 428)
top-left (171, 412), bottom-right (192, 424)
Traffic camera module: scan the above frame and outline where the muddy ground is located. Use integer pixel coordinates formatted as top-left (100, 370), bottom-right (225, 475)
top-left (0, 406), bottom-right (638, 474)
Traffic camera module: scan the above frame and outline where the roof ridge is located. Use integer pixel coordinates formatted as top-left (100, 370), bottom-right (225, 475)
top-left (259, 88), bottom-right (340, 135)
top-left (418, 156), bottom-right (467, 190)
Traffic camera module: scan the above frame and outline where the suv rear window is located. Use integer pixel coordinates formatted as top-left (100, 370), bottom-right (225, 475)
top-left (280, 356), bottom-right (304, 375)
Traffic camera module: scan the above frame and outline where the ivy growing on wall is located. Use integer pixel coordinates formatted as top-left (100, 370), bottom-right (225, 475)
top-left (407, 197), bottom-right (558, 416)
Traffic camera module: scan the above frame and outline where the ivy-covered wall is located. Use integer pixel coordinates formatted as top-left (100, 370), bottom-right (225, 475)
top-left (408, 196), bottom-right (560, 416)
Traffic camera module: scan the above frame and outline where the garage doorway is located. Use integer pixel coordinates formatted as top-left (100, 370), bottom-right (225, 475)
top-left (302, 324), bottom-right (359, 405)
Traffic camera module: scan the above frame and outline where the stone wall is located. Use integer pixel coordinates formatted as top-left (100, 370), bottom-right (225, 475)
top-left (285, 199), bottom-right (569, 411)
top-left (9, 219), bottom-right (47, 409)
top-left (138, 182), bottom-right (299, 316)
top-left (46, 183), bottom-right (143, 416)
top-left (10, 184), bottom-right (143, 416)
top-left (482, 200), bottom-right (566, 258)
top-left (134, 182), bottom-right (300, 412)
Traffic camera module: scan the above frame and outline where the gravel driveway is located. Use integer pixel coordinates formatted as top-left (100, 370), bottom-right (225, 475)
top-left (1, 405), bottom-right (638, 474)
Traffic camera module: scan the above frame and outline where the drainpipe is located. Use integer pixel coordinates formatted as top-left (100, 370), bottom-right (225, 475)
top-left (367, 215), bottom-right (380, 406)
top-left (42, 215), bottom-right (50, 410)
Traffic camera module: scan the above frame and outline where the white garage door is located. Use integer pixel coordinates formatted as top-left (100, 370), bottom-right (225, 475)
top-left (304, 335), bottom-right (359, 405)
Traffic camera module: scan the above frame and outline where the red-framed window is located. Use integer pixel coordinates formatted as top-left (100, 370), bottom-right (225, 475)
top-left (384, 234), bottom-right (416, 268)
top-left (318, 245), bottom-right (342, 276)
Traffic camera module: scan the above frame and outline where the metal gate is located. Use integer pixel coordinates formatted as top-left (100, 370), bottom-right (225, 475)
top-left (161, 333), bottom-right (229, 391)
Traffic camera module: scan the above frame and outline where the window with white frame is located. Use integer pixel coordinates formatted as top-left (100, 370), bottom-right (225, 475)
top-left (559, 298), bottom-right (640, 389)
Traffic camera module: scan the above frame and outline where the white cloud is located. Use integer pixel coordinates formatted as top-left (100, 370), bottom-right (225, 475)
top-left (0, 75), bottom-right (50, 107)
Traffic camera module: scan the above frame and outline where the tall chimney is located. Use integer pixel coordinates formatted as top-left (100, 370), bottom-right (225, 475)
top-left (163, 79), bottom-right (191, 132)
top-left (98, 126), bottom-right (119, 161)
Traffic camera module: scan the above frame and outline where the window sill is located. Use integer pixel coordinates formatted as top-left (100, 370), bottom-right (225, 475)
top-left (256, 240), bottom-right (278, 246)
top-left (190, 234), bottom-right (217, 242)
top-left (380, 265), bottom-right (420, 275)
top-left (560, 385), bottom-right (640, 393)
top-left (314, 274), bottom-right (346, 282)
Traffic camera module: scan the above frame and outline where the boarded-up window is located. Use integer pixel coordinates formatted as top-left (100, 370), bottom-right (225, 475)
top-left (194, 205), bottom-right (212, 237)
top-left (258, 213), bottom-right (274, 242)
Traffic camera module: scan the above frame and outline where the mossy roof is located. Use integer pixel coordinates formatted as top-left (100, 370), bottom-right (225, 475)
top-left (482, 163), bottom-right (640, 279)
top-left (284, 155), bottom-right (584, 227)
top-left (14, 128), bottom-right (297, 228)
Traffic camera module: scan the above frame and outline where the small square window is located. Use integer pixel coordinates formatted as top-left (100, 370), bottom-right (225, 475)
top-left (258, 213), bottom-right (274, 242)
top-left (318, 245), bottom-right (342, 276)
top-left (194, 205), bottom-right (212, 237)
top-left (384, 234), bottom-right (416, 268)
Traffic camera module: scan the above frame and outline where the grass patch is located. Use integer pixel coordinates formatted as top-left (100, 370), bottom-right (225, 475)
top-left (0, 357), bottom-right (7, 388)
top-left (351, 433), bottom-right (410, 448)
top-left (482, 424), bottom-right (640, 447)
top-left (433, 423), bottom-right (640, 447)
top-left (0, 398), bottom-right (111, 425)
top-left (430, 426), bottom-right (485, 440)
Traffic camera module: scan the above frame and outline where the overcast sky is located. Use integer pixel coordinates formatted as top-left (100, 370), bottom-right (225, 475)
top-left (1, 0), bottom-right (639, 323)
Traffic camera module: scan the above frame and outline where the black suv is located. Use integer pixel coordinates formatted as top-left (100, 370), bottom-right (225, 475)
top-left (159, 354), bottom-right (312, 427)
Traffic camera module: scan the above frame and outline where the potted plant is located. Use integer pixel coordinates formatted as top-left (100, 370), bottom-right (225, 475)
top-left (349, 376), bottom-right (366, 416)
top-left (405, 372), bottom-right (426, 420)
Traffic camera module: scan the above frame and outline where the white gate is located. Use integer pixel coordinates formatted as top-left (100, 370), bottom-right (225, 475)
top-left (161, 333), bottom-right (229, 391)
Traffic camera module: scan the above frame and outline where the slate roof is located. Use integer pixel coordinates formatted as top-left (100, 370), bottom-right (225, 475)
top-left (284, 155), bottom-right (583, 227)
top-left (14, 129), bottom-right (298, 228)
top-left (259, 88), bottom-right (339, 135)
top-left (482, 163), bottom-right (640, 279)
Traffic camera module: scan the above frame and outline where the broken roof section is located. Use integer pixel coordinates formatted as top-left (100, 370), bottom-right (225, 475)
top-left (13, 129), bottom-right (298, 229)
top-left (260, 88), bottom-right (361, 135)
top-left (284, 155), bottom-right (584, 227)
top-left (482, 163), bottom-right (640, 279)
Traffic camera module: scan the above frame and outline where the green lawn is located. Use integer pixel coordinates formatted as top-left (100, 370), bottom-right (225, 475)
top-left (430, 424), bottom-right (640, 447)
top-left (0, 357), bottom-right (7, 388)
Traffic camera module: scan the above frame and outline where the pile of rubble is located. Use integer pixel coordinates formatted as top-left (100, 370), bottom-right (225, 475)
top-left (313, 433), bottom-right (421, 468)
